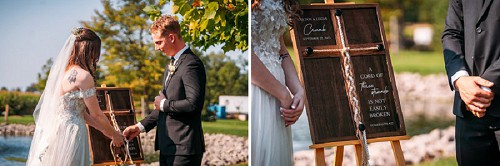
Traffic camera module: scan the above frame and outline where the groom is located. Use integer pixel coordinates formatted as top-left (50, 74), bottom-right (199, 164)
top-left (123, 15), bottom-right (206, 165)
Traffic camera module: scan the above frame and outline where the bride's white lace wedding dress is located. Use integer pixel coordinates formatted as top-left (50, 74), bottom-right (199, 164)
top-left (26, 88), bottom-right (96, 166)
top-left (251, 0), bottom-right (293, 165)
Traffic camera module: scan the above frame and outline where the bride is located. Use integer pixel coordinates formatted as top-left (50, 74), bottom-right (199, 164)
top-left (26, 28), bottom-right (124, 166)
top-left (251, 0), bottom-right (305, 165)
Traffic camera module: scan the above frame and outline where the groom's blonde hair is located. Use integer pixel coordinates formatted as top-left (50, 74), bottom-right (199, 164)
top-left (150, 15), bottom-right (181, 38)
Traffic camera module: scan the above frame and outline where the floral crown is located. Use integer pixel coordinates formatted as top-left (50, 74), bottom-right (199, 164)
top-left (71, 27), bottom-right (83, 40)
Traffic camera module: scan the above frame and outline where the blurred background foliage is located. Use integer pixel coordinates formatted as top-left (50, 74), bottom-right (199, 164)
top-left (0, 91), bottom-right (39, 116)
top-left (146, 0), bottom-right (248, 52)
top-left (15, 0), bottom-right (248, 117)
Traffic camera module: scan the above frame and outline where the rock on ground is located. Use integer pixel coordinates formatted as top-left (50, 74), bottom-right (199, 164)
top-left (294, 127), bottom-right (456, 166)
top-left (139, 130), bottom-right (248, 166)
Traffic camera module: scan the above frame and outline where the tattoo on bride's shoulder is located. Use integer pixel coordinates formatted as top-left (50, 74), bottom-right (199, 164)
top-left (68, 69), bottom-right (78, 84)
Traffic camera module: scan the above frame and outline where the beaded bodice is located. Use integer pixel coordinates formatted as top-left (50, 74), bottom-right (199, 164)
top-left (251, 0), bottom-right (288, 69)
top-left (57, 87), bottom-right (96, 123)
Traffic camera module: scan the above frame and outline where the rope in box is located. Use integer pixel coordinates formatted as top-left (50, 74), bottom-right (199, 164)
top-left (106, 91), bottom-right (134, 166)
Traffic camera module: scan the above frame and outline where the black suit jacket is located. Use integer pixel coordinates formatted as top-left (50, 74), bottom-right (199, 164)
top-left (442, 0), bottom-right (500, 117)
top-left (141, 48), bottom-right (206, 155)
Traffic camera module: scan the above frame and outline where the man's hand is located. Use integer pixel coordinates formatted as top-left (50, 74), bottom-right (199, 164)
top-left (467, 105), bottom-right (487, 118)
top-left (154, 91), bottom-right (166, 111)
top-left (123, 125), bottom-right (141, 141)
top-left (455, 76), bottom-right (495, 117)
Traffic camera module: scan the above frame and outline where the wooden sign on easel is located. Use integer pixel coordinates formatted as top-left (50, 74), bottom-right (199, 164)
top-left (87, 87), bottom-right (144, 166)
top-left (289, 0), bottom-right (409, 165)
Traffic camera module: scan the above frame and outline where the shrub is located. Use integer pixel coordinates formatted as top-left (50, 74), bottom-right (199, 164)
top-left (0, 91), bottom-right (40, 115)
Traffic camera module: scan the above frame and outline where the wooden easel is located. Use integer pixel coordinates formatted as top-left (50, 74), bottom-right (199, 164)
top-left (289, 0), bottom-right (410, 165)
top-left (311, 135), bottom-right (409, 166)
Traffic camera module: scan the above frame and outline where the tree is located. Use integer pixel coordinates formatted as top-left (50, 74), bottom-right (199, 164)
top-left (144, 0), bottom-right (248, 52)
top-left (36, 58), bottom-right (53, 92)
top-left (200, 51), bottom-right (248, 110)
top-left (423, 0), bottom-right (448, 51)
top-left (81, 0), bottom-right (167, 104)
top-left (25, 83), bottom-right (38, 93)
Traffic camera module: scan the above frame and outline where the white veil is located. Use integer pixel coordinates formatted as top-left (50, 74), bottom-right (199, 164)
top-left (26, 34), bottom-right (76, 165)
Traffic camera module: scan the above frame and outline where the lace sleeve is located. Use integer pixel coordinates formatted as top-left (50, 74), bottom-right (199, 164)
top-left (80, 87), bottom-right (96, 99)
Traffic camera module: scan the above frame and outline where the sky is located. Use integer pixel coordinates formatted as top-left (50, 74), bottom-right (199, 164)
top-left (0, 0), bottom-right (247, 91)
top-left (0, 0), bottom-right (103, 90)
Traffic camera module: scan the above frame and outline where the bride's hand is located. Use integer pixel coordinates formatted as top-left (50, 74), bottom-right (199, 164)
top-left (281, 107), bottom-right (301, 127)
top-left (291, 91), bottom-right (305, 114)
top-left (281, 92), bottom-right (305, 127)
top-left (111, 131), bottom-right (125, 147)
top-left (279, 92), bottom-right (293, 109)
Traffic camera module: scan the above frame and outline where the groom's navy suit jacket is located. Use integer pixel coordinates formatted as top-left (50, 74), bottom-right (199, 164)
top-left (443, 0), bottom-right (500, 117)
top-left (140, 48), bottom-right (206, 155)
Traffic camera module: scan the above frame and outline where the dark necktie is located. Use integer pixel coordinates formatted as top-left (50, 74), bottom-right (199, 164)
top-left (168, 57), bottom-right (176, 78)
top-left (170, 56), bottom-right (176, 65)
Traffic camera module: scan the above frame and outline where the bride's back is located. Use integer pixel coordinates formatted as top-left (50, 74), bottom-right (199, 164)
top-left (60, 65), bottom-right (95, 96)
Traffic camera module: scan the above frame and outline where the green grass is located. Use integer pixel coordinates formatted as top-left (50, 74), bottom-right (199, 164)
top-left (137, 115), bottom-right (248, 137)
top-left (413, 156), bottom-right (457, 166)
top-left (202, 119), bottom-right (248, 137)
top-left (3, 115), bottom-right (248, 137)
top-left (144, 152), bottom-right (160, 163)
top-left (5, 157), bottom-right (27, 163)
top-left (0, 115), bottom-right (34, 125)
top-left (390, 50), bottom-right (445, 75)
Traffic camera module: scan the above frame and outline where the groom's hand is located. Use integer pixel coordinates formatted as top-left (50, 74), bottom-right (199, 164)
top-left (154, 91), bottom-right (166, 111)
top-left (123, 125), bottom-right (141, 141)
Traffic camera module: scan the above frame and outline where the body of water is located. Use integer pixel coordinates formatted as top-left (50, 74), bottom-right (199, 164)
top-left (0, 136), bottom-right (32, 166)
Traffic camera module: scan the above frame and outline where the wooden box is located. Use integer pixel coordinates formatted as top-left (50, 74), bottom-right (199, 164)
top-left (87, 87), bottom-right (144, 165)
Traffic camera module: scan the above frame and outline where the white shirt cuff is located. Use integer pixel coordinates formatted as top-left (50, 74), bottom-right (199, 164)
top-left (136, 122), bottom-right (146, 133)
top-left (451, 70), bottom-right (469, 90)
top-left (160, 99), bottom-right (166, 112)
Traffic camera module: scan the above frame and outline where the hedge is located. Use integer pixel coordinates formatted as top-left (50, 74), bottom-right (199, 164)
top-left (0, 91), bottom-right (40, 115)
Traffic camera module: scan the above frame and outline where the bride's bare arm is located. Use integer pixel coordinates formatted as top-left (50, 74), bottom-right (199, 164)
top-left (82, 111), bottom-right (98, 130)
top-left (279, 36), bottom-right (305, 125)
top-left (252, 51), bottom-right (293, 108)
top-left (279, 36), bottom-right (304, 96)
top-left (76, 71), bottom-right (124, 147)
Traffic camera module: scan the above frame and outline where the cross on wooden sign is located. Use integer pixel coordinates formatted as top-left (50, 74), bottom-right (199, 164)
top-left (290, 4), bottom-right (406, 144)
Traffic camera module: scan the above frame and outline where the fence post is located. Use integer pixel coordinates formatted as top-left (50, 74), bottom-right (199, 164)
top-left (4, 104), bottom-right (9, 124)
top-left (141, 96), bottom-right (147, 118)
